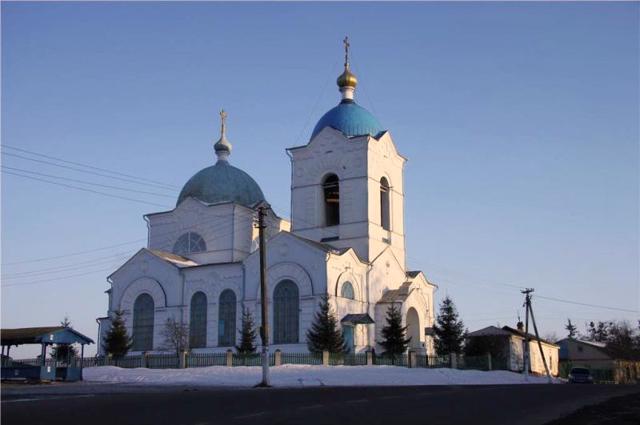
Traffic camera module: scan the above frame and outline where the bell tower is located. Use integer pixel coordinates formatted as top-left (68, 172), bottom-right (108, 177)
top-left (287, 38), bottom-right (406, 267)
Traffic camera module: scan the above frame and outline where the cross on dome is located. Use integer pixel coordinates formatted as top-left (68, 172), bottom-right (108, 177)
top-left (214, 108), bottom-right (232, 161)
top-left (337, 36), bottom-right (358, 100)
top-left (343, 36), bottom-right (350, 69)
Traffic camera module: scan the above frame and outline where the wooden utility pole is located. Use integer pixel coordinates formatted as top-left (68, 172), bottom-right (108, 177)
top-left (257, 205), bottom-right (270, 387)
top-left (522, 288), bottom-right (533, 381)
top-left (527, 296), bottom-right (553, 383)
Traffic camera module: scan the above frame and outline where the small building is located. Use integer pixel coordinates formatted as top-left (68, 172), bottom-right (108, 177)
top-left (557, 338), bottom-right (640, 384)
top-left (1, 326), bottom-right (94, 382)
top-left (466, 324), bottom-right (559, 376)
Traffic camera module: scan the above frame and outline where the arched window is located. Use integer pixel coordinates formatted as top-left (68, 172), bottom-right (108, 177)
top-left (273, 280), bottom-right (299, 344)
top-left (341, 281), bottom-right (355, 300)
top-left (323, 174), bottom-right (340, 227)
top-left (218, 289), bottom-right (236, 346)
top-left (380, 177), bottom-right (390, 231)
top-left (173, 232), bottom-right (207, 256)
top-left (189, 292), bottom-right (207, 348)
top-left (132, 293), bottom-right (154, 351)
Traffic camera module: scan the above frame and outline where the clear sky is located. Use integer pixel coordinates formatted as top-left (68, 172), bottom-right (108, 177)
top-left (2, 2), bottom-right (638, 357)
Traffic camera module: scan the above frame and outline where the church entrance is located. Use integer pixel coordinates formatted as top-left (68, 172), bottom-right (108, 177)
top-left (406, 307), bottom-right (422, 351)
top-left (343, 325), bottom-right (355, 353)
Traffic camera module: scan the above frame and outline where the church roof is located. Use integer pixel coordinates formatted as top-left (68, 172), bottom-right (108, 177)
top-left (177, 160), bottom-right (265, 208)
top-left (378, 282), bottom-right (413, 303)
top-left (148, 249), bottom-right (199, 268)
top-left (311, 99), bottom-right (383, 140)
top-left (286, 232), bottom-right (350, 255)
top-left (341, 313), bottom-right (375, 325)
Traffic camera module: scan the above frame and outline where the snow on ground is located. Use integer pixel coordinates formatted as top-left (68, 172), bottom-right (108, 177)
top-left (84, 365), bottom-right (559, 387)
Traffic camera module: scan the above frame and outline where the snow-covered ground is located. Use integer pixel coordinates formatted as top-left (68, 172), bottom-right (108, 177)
top-left (84, 365), bottom-right (559, 387)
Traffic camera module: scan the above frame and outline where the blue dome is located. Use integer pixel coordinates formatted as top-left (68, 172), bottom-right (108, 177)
top-left (311, 100), bottom-right (383, 139)
top-left (177, 160), bottom-right (266, 207)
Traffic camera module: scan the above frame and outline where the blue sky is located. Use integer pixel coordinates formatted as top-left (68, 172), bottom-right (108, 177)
top-left (2, 2), bottom-right (638, 356)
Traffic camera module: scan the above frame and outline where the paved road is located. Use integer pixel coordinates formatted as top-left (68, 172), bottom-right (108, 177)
top-left (2, 383), bottom-right (639, 425)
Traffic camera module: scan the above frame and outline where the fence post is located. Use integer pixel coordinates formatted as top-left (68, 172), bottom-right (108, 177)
top-left (180, 351), bottom-right (187, 369)
top-left (486, 352), bottom-right (492, 371)
top-left (143, 352), bottom-right (149, 369)
top-left (322, 350), bottom-right (329, 366)
top-left (226, 349), bottom-right (233, 367)
top-left (366, 351), bottom-right (373, 366)
top-left (274, 349), bottom-right (282, 367)
top-left (450, 353), bottom-right (457, 369)
top-left (408, 351), bottom-right (415, 368)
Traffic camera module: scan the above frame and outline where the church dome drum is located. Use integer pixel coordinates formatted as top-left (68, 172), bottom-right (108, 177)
top-left (177, 161), bottom-right (265, 207)
top-left (311, 100), bottom-right (382, 139)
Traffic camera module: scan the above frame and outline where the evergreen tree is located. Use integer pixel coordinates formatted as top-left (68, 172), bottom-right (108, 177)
top-left (565, 318), bottom-right (578, 339)
top-left (236, 308), bottom-right (257, 355)
top-left (102, 310), bottom-right (132, 359)
top-left (433, 296), bottom-right (465, 356)
top-left (50, 316), bottom-right (78, 362)
top-left (379, 303), bottom-right (411, 359)
top-left (306, 296), bottom-right (346, 353)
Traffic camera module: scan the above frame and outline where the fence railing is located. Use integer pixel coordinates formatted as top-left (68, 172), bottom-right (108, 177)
top-left (2, 352), bottom-right (505, 372)
top-left (328, 353), bottom-right (368, 366)
top-left (281, 352), bottom-right (322, 365)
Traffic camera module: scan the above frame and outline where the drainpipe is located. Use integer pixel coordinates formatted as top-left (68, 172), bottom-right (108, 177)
top-left (285, 149), bottom-right (294, 231)
top-left (143, 215), bottom-right (151, 248)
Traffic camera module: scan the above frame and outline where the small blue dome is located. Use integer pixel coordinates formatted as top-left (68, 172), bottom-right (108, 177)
top-left (311, 100), bottom-right (383, 139)
top-left (177, 161), bottom-right (265, 207)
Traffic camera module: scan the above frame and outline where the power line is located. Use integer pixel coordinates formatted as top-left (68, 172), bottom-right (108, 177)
top-left (2, 169), bottom-right (171, 208)
top-left (1, 212), bottom-right (259, 287)
top-left (2, 152), bottom-right (176, 192)
top-left (1, 252), bottom-right (135, 279)
top-left (2, 166), bottom-right (175, 199)
top-left (535, 294), bottom-right (639, 314)
top-left (2, 239), bottom-right (146, 266)
top-left (2, 206), bottom-right (257, 267)
top-left (1, 144), bottom-right (178, 190)
top-left (1, 267), bottom-right (118, 288)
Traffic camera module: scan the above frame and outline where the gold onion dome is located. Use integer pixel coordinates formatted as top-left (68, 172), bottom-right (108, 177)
top-left (337, 67), bottom-right (358, 89)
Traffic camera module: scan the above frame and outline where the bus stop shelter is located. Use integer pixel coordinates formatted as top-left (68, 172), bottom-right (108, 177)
top-left (1, 326), bottom-right (94, 381)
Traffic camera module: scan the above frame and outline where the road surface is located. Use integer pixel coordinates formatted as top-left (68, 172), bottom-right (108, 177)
top-left (2, 383), bottom-right (638, 425)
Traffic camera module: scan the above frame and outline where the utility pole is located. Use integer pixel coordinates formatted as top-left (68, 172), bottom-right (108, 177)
top-left (522, 288), bottom-right (533, 381)
top-left (527, 294), bottom-right (553, 383)
top-left (257, 205), bottom-right (270, 387)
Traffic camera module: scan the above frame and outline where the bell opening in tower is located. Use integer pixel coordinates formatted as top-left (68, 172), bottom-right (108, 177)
top-left (323, 174), bottom-right (340, 227)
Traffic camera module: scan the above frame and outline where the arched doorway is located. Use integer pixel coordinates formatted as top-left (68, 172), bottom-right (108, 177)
top-left (406, 307), bottom-right (421, 351)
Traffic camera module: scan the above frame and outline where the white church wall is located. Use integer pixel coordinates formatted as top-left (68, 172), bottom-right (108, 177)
top-left (146, 200), bottom-right (256, 264)
top-left (183, 263), bottom-right (243, 349)
top-left (367, 248), bottom-right (408, 306)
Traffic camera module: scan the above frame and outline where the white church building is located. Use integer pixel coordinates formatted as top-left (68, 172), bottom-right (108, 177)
top-left (97, 40), bottom-right (437, 356)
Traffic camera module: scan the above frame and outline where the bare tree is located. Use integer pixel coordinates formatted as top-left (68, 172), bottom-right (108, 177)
top-left (161, 317), bottom-right (189, 356)
top-left (543, 331), bottom-right (559, 344)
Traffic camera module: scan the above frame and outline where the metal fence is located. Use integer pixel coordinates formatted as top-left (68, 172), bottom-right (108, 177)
top-left (3, 352), bottom-right (507, 372)
top-left (373, 354), bottom-right (408, 367)
top-left (414, 354), bottom-right (450, 368)
top-left (328, 353), bottom-right (368, 366)
top-left (280, 352), bottom-right (323, 365)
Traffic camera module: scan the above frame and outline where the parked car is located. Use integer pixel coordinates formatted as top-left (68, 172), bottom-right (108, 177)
top-left (568, 367), bottom-right (593, 384)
